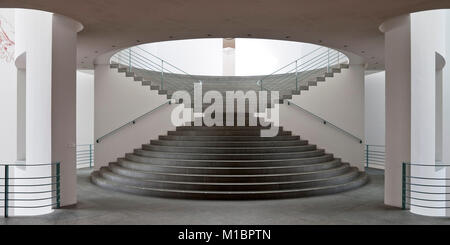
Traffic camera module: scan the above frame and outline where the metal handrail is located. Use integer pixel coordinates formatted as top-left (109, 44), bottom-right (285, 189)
top-left (1, 162), bottom-right (60, 217)
top-left (112, 47), bottom-right (200, 91)
top-left (286, 100), bottom-right (362, 144)
top-left (402, 162), bottom-right (450, 210)
top-left (96, 100), bottom-right (172, 143)
top-left (258, 47), bottom-right (348, 91)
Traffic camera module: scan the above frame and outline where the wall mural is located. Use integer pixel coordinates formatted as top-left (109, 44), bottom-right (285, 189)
top-left (0, 14), bottom-right (15, 63)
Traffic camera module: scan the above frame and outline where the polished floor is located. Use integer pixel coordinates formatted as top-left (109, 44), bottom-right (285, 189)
top-left (1, 168), bottom-right (449, 225)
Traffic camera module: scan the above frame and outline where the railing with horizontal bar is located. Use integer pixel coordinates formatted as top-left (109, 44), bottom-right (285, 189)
top-left (286, 100), bottom-right (362, 144)
top-left (96, 100), bottom-right (172, 143)
top-left (76, 144), bottom-right (94, 169)
top-left (402, 162), bottom-right (450, 212)
top-left (365, 145), bottom-right (385, 169)
top-left (257, 47), bottom-right (349, 92)
top-left (110, 46), bottom-right (200, 92)
top-left (0, 162), bottom-right (60, 218)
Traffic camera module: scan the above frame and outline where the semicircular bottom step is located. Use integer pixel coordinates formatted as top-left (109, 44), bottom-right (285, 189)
top-left (91, 125), bottom-right (368, 200)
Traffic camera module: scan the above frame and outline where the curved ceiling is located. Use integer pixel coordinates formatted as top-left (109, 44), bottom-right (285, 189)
top-left (1, 0), bottom-right (449, 70)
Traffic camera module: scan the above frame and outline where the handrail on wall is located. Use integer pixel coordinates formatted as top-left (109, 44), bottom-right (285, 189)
top-left (96, 100), bottom-right (172, 143)
top-left (286, 100), bottom-right (362, 144)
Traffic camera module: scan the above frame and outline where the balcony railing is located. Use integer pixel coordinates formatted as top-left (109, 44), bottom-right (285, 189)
top-left (76, 144), bottom-right (94, 169)
top-left (402, 162), bottom-right (450, 212)
top-left (0, 162), bottom-right (61, 218)
top-left (365, 145), bottom-right (385, 169)
top-left (257, 47), bottom-right (349, 92)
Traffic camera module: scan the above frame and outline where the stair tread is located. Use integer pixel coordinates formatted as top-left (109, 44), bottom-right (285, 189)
top-left (93, 171), bottom-right (367, 194)
top-left (143, 144), bottom-right (315, 150)
top-left (126, 153), bottom-right (333, 163)
top-left (118, 159), bottom-right (340, 170)
top-left (135, 149), bottom-right (324, 156)
top-left (107, 162), bottom-right (350, 178)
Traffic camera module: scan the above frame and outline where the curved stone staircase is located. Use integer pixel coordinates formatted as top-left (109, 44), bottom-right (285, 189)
top-left (91, 113), bottom-right (367, 199)
top-left (109, 63), bottom-right (349, 104)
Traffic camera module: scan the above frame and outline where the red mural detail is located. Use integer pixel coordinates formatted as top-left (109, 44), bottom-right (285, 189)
top-left (0, 16), bottom-right (15, 63)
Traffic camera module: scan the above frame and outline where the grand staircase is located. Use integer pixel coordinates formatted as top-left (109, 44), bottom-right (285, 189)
top-left (91, 112), bottom-right (367, 199)
top-left (92, 47), bottom-right (367, 199)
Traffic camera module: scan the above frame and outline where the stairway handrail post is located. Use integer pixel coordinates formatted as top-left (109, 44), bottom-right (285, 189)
top-left (366, 145), bottom-right (369, 168)
top-left (128, 48), bottom-right (132, 72)
top-left (402, 162), bottom-right (406, 210)
top-left (4, 165), bottom-right (9, 218)
top-left (56, 162), bottom-right (61, 209)
top-left (327, 48), bottom-right (330, 72)
top-left (295, 60), bottom-right (298, 91)
top-left (161, 60), bottom-right (164, 90)
top-left (89, 144), bottom-right (92, 168)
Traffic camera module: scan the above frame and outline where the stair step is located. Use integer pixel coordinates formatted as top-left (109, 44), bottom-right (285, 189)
top-left (141, 144), bottom-right (316, 154)
top-left (158, 135), bottom-right (300, 141)
top-left (91, 171), bottom-right (368, 200)
top-left (101, 164), bottom-right (357, 189)
top-left (117, 158), bottom-right (342, 174)
top-left (124, 153), bottom-right (336, 167)
top-left (316, 77), bottom-right (326, 82)
top-left (166, 130), bottom-right (291, 136)
top-left (133, 149), bottom-right (326, 160)
top-left (104, 162), bottom-right (353, 182)
top-left (150, 139), bottom-right (308, 147)
top-left (175, 126), bottom-right (280, 131)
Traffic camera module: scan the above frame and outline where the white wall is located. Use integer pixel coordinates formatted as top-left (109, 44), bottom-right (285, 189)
top-left (380, 15), bottom-right (412, 208)
top-left (94, 65), bottom-right (176, 169)
top-left (409, 10), bottom-right (448, 217)
top-left (0, 9), bottom-right (17, 162)
top-left (443, 11), bottom-right (450, 167)
top-left (77, 70), bottom-right (94, 145)
top-left (139, 38), bottom-right (223, 76)
top-left (364, 71), bottom-right (385, 146)
top-left (235, 39), bottom-right (320, 76)
top-left (279, 65), bottom-right (365, 170)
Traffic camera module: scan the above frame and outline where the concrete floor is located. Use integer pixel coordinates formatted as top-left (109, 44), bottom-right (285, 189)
top-left (1, 168), bottom-right (449, 225)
